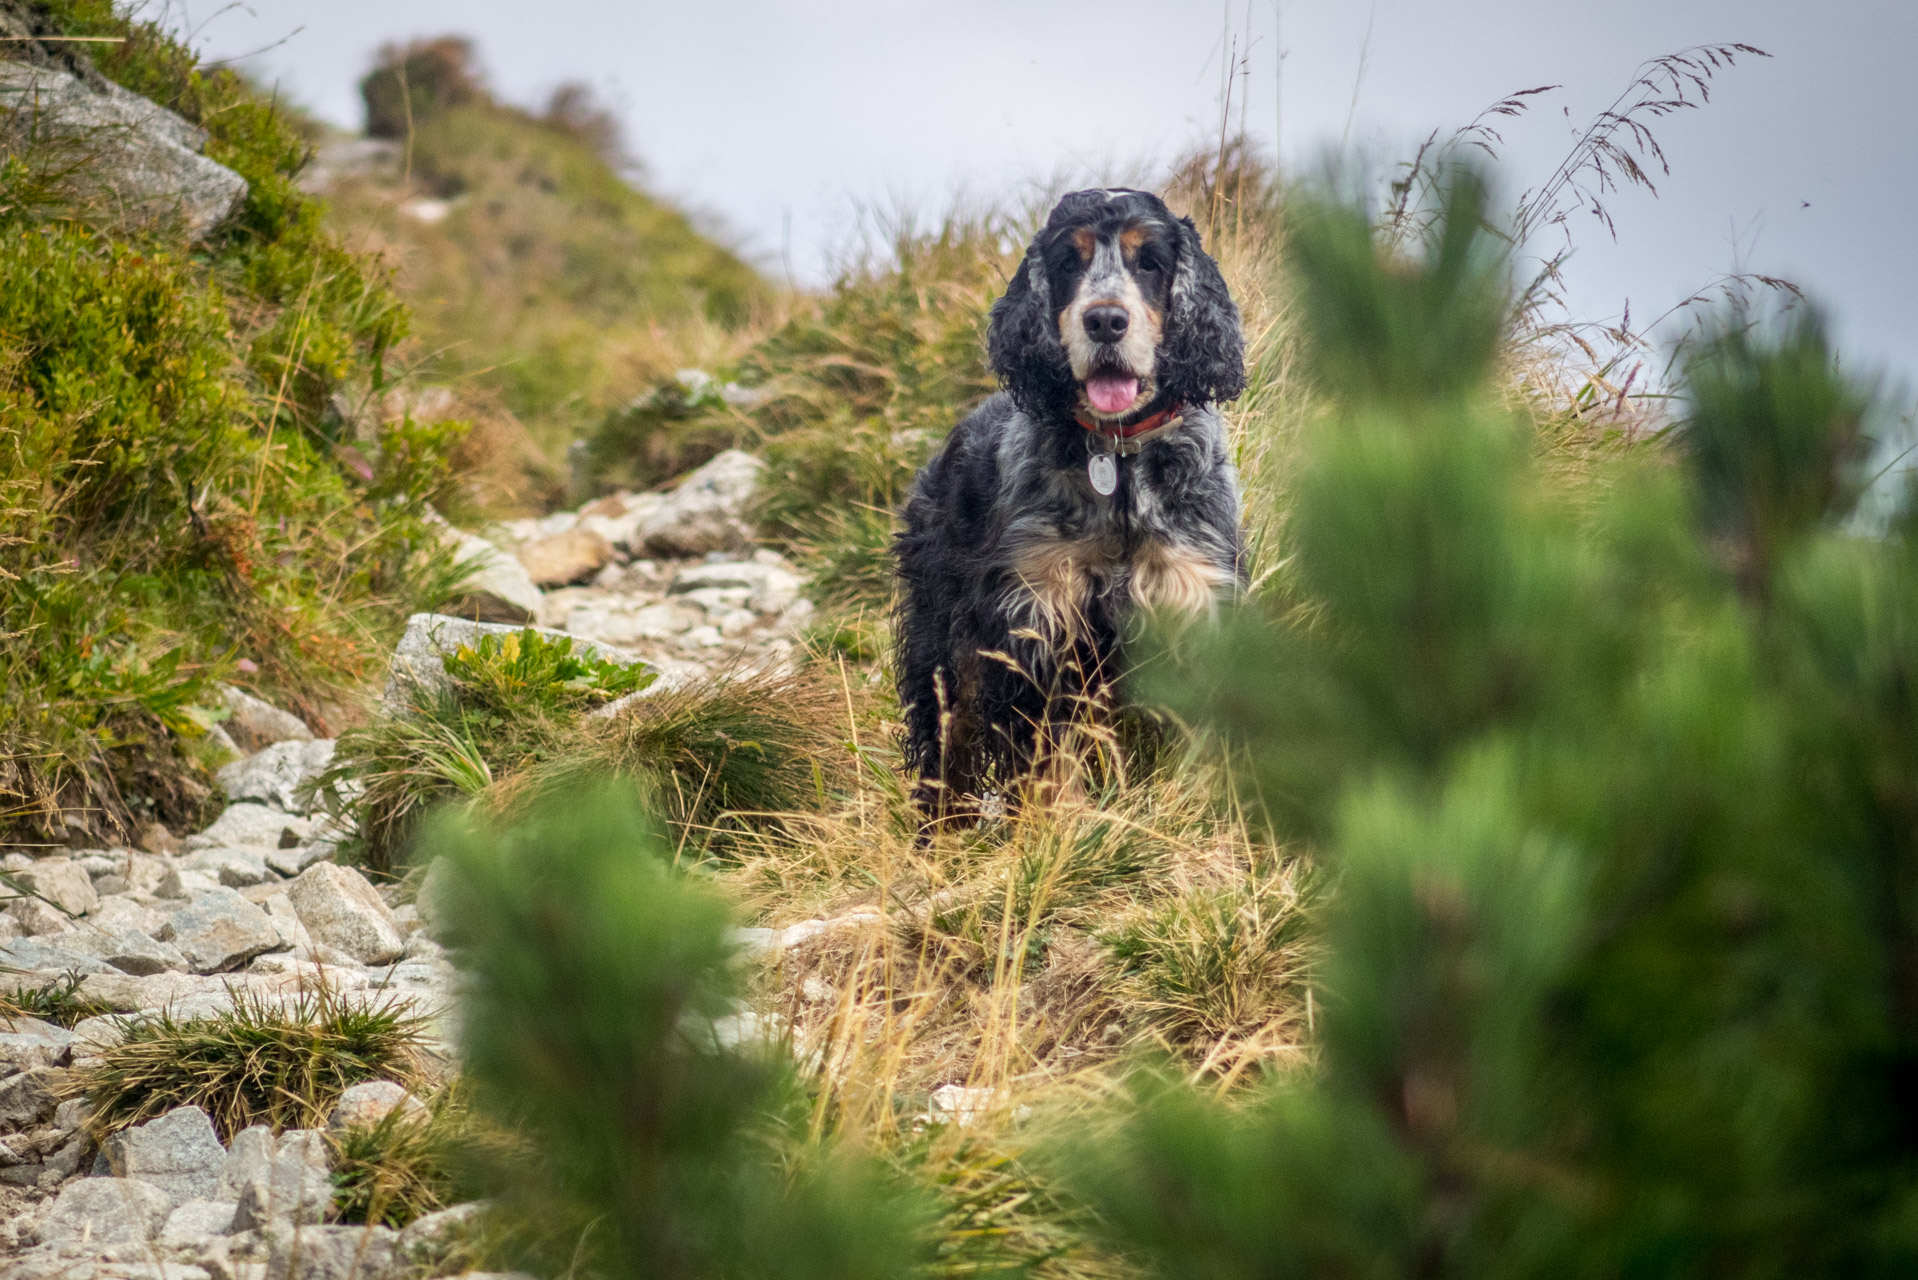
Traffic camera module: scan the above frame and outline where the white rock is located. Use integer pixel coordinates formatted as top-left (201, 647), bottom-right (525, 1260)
top-left (433, 516), bottom-right (545, 625)
top-left (183, 804), bottom-right (312, 853)
top-left (159, 890), bottom-right (282, 973)
top-left (5, 897), bottom-right (71, 936)
top-left (255, 894), bottom-right (312, 954)
top-left (679, 625), bottom-right (724, 649)
top-left (216, 739), bottom-right (336, 813)
top-left (634, 449), bottom-right (764, 557)
top-left (0, 937), bottom-right (114, 975)
top-left (228, 1149), bottom-right (333, 1232)
top-left (264, 1224), bottom-right (400, 1280)
top-left (287, 864), bottom-right (403, 965)
top-left (181, 848), bottom-right (272, 889)
top-left (0, 63), bottom-right (248, 241)
top-left (0, 1015), bottom-right (75, 1070)
top-left (717, 608), bottom-right (758, 638)
top-left (9, 857), bottom-right (98, 916)
top-left (45, 924), bottom-right (187, 976)
top-left (33, 1177), bottom-right (172, 1245)
top-left (158, 864), bottom-right (222, 900)
top-left (219, 686), bottom-right (314, 753)
top-left (397, 1201), bottom-right (485, 1266)
top-left (99, 1105), bottom-right (227, 1205)
top-left (70, 1014), bottom-right (130, 1056)
top-left (91, 896), bottom-right (169, 937)
top-left (160, 1198), bottom-right (239, 1243)
top-left (327, 1080), bottom-right (425, 1132)
top-left (265, 841), bottom-right (336, 879)
top-left (0, 1065), bottom-right (61, 1128)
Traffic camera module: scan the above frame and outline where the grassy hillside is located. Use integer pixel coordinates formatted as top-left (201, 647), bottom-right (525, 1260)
top-left (0, 2), bottom-right (468, 844)
top-left (317, 39), bottom-right (769, 495)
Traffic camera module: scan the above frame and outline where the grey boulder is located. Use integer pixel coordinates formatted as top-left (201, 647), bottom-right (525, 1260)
top-left (45, 924), bottom-right (187, 977)
top-left (159, 889), bottom-right (282, 973)
top-left (217, 739), bottom-right (336, 813)
top-left (0, 63), bottom-right (247, 241)
top-left (33, 1176), bottom-right (173, 1245)
top-left (99, 1105), bottom-right (227, 1205)
top-left (184, 803), bottom-right (312, 853)
top-left (161, 1197), bottom-right (240, 1243)
top-left (287, 864), bottom-right (403, 965)
top-left (220, 685), bottom-right (315, 754)
top-left (8, 856), bottom-right (98, 917)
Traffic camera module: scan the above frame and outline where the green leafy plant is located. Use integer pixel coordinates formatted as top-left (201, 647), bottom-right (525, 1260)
top-left (441, 629), bottom-right (656, 716)
top-left (329, 1085), bottom-right (475, 1228)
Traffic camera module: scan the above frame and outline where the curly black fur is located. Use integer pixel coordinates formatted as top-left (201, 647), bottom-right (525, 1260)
top-left (895, 189), bottom-right (1247, 815)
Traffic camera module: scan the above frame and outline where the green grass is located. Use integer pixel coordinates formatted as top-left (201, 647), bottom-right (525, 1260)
top-left (320, 641), bottom-right (851, 871)
top-left (329, 1084), bottom-right (473, 1229)
top-left (324, 41), bottom-right (769, 465)
top-left (583, 215), bottom-right (1023, 616)
top-left (73, 985), bottom-right (428, 1140)
top-left (0, 970), bottom-right (116, 1028)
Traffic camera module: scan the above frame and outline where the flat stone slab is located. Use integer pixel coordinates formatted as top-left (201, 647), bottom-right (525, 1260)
top-left (159, 889), bottom-right (282, 973)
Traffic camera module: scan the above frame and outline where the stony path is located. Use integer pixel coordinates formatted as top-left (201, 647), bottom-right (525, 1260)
top-left (0, 449), bottom-right (816, 1278)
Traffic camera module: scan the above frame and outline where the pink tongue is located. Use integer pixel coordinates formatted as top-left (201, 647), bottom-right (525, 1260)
top-left (1086, 375), bottom-right (1139, 415)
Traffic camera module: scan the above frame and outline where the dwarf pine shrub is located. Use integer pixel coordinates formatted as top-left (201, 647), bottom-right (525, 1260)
top-left (1062, 171), bottom-right (1918, 1277)
top-left (425, 784), bottom-right (930, 1280)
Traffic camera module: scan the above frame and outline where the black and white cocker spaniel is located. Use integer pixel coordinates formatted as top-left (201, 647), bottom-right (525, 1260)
top-left (894, 187), bottom-right (1246, 814)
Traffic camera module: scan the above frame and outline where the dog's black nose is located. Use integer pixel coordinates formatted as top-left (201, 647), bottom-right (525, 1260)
top-left (1083, 305), bottom-right (1129, 344)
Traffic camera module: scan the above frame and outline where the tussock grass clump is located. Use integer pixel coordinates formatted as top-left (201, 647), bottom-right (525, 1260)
top-left (324, 641), bottom-right (852, 869)
top-left (329, 1085), bottom-right (476, 1229)
top-left (1101, 871), bottom-right (1315, 1063)
top-left (517, 668), bottom-right (853, 843)
top-left (75, 987), bottom-right (427, 1139)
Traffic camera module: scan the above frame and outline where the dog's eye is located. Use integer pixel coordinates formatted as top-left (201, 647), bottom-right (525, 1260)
top-left (1137, 249), bottom-right (1165, 274)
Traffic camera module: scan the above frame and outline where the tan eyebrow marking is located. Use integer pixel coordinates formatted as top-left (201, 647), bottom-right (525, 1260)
top-left (1119, 225), bottom-right (1148, 256)
top-left (1070, 227), bottom-right (1096, 261)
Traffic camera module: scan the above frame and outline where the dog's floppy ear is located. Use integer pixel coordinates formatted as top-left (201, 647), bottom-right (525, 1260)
top-left (1158, 215), bottom-right (1246, 406)
top-left (988, 246), bottom-right (1076, 418)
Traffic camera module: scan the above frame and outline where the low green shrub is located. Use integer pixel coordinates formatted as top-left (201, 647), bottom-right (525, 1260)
top-left (0, 970), bottom-right (115, 1028)
top-left (1, 3), bottom-right (469, 846)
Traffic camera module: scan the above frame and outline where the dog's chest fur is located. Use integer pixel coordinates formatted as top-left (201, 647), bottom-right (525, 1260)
top-left (979, 397), bottom-right (1242, 640)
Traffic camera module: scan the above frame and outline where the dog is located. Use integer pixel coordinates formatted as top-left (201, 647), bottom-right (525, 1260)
top-left (893, 187), bottom-right (1247, 815)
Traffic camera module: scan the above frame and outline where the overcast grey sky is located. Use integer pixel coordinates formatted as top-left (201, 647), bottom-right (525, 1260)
top-left (185, 1), bottom-right (1915, 383)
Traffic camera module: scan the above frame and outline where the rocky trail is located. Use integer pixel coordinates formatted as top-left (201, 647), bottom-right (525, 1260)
top-left (0, 447), bottom-right (832, 1279)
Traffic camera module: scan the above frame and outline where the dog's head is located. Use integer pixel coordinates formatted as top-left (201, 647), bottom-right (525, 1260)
top-left (988, 188), bottom-right (1245, 426)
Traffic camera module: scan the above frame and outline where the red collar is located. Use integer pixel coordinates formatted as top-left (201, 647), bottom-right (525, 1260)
top-left (1074, 401), bottom-right (1187, 441)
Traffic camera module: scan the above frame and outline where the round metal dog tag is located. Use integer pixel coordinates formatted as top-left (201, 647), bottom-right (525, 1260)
top-left (1088, 452), bottom-right (1117, 496)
